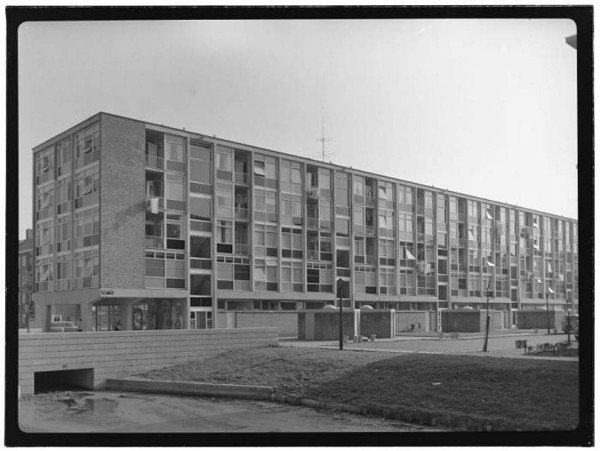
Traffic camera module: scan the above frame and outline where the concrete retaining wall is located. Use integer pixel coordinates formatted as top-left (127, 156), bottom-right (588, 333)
top-left (18, 328), bottom-right (278, 395)
top-left (217, 311), bottom-right (298, 337)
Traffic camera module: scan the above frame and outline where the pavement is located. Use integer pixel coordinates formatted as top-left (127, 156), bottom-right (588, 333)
top-left (18, 390), bottom-right (444, 433)
top-left (279, 331), bottom-right (579, 361)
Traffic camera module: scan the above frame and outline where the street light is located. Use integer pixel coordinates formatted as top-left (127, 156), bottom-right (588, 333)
top-left (337, 278), bottom-right (344, 350)
top-left (482, 278), bottom-right (492, 352)
top-left (546, 286), bottom-right (555, 335)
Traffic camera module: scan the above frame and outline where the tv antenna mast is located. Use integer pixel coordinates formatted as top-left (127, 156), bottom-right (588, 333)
top-left (311, 106), bottom-right (334, 162)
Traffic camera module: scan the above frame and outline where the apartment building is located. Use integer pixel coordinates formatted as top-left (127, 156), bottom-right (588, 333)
top-left (18, 229), bottom-right (36, 329)
top-left (31, 112), bottom-right (579, 332)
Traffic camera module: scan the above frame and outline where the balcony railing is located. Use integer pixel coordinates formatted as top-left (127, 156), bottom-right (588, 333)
top-left (146, 236), bottom-right (164, 249)
top-left (235, 207), bottom-right (249, 220)
top-left (235, 243), bottom-right (249, 255)
top-left (307, 250), bottom-right (320, 260)
top-left (145, 155), bottom-right (164, 170)
top-left (235, 171), bottom-right (249, 184)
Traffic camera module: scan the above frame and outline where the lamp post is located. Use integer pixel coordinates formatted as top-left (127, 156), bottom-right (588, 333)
top-left (566, 294), bottom-right (571, 345)
top-left (545, 291), bottom-right (550, 334)
top-left (482, 278), bottom-right (492, 352)
top-left (338, 278), bottom-right (344, 351)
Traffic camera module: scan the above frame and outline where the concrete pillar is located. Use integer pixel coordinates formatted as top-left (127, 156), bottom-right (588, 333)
top-left (39, 305), bottom-right (52, 332)
top-left (79, 303), bottom-right (94, 332)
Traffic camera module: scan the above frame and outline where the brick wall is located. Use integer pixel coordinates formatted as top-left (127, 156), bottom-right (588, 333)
top-left (395, 311), bottom-right (430, 333)
top-left (516, 310), bottom-right (565, 330)
top-left (18, 328), bottom-right (278, 395)
top-left (298, 310), bottom-right (357, 340)
top-left (100, 114), bottom-right (147, 289)
top-left (359, 310), bottom-right (395, 338)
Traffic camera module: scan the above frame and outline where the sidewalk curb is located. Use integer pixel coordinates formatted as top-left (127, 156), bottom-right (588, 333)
top-left (105, 378), bottom-right (274, 400)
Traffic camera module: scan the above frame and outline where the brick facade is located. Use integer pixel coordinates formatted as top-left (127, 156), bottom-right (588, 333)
top-left (100, 114), bottom-right (147, 289)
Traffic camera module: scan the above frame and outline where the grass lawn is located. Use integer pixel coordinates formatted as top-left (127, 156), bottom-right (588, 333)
top-left (137, 346), bottom-right (578, 431)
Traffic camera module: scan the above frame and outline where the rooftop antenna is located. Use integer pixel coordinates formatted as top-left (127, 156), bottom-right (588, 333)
top-left (311, 106), bottom-right (334, 162)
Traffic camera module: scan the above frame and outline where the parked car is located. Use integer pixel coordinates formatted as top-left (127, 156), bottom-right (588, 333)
top-left (561, 315), bottom-right (579, 335)
top-left (49, 321), bottom-right (79, 332)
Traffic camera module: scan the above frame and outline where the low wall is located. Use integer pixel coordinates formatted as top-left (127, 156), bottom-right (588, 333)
top-left (395, 311), bottom-right (431, 333)
top-left (516, 310), bottom-right (565, 330)
top-left (442, 310), bottom-right (504, 333)
top-left (359, 310), bottom-right (395, 338)
top-left (18, 328), bottom-right (278, 396)
top-left (217, 311), bottom-right (298, 337)
top-left (298, 310), bottom-right (357, 340)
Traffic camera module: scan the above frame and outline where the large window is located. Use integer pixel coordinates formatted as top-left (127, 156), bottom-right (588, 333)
top-left (190, 196), bottom-right (211, 221)
top-left (254, 223), bottom-right (278, 258)
top-left (36, 184), bottom-right (54, 221)
top-left (281, 227), bottom-right (303, 259)
top-left (165, 174), bottom-right (185, 211)
top-left (282, 260), bottom-right (303, 292)
top-left (190, 236), bottom-right (212, 270)
top-left (74, 248), bottom-right (99, 289)
top-left (56, 138), bottom-right (72, 178)
top-left (36, 147), bottom-right (54, 185)
top-left (74, 123), bottom-right (100, 169)
top-left (254, 188), bottom-right (277, 223)
top-left (190, 142), bottom-right (212, 193)
top-left (74, 207), bottom-right (100, 249)
top-left (165, 135), bottom-right (186, 172)
top-left (190, 274), bottom-right (211, 296)
top-left (216, 146), bottom-right (234, 181)
top-left (74, 167), bottom-right (99, 209)
top-left (255, 259), bottom-right (278, 291)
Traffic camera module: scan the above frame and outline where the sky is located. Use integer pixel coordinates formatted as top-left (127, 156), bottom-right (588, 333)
top-left (17, 18), bottom-right (578, 239)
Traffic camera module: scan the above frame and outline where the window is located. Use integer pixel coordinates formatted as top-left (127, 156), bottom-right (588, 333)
top-left (255, 224), bottom-right (278, 258)
top-left (379, 239), bottom-right (395, 266)
top-left (190, 142), bottom-right (212, 192)
top-left (55, 254), bottom-right (71, 291)
top-left (217, 220), bottom-right (233, 254)
top-left (354, 265), bottom-right (376, 294)
top-left (282, 260), bottom-right (303, 292)
top-left (190, 236), bottom-right (212, 270)
top-left (74, 167), bottom-right (99, 210)
top-left (353, 176), bottom-right (364, 200)
top-left (36, 184), bottom-right (54, 221)
top-left (56, 138), bottom-right (72, 178)
top-left (190, 196), bottom-right (211, 220)
top-left (165, 135), bottom-right (186, 172)
top-left (216, 183), bottom-right (234, 218)
top-left (56, 215), bottom-right (71, 253)
top-left (335, 173), bottom-right (350, 209)
top-left (307, 262), bottom-right (333, 292)
top-left (216, 146), bottom-right (233, 178)
top-left (255, 259), bottom-right (278, 291)
top-left (190, 274), bottom-right (211, 296)
top-left (74, 248), bottom-right (99, 289)
top-left (398, 185), bottom-right (413, 212)
top-left (165, 174), bottom-right (185, 211)
top-left (74, 207), bottom-right (99, 249)
top-left (281, 227), bottom-right (303, 259)
top-left (74, 123), bottom-right (100, 169)
top-left (379, 267), bottom-right (396, 295)
top-left (254, 188), bottom-right (277, 222)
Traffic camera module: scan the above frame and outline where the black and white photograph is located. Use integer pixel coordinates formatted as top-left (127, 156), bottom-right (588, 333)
top-left (6, 5), bottom-right (593, 447)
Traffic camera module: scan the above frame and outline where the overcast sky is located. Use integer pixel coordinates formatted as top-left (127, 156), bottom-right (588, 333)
top-left (18, 19), bottom-right (577, 239)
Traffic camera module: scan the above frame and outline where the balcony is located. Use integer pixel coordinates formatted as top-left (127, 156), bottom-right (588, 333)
top-left (307, 250), bottom-right (320, 261)
top-left (146, 236), bottom-right (164, 249)
top-left (145, 155), bottom-right (164, 170)
top-left (235, 243), bottom-right (249, 255)
top-left (235, 207), bottom-right (249, 220)
top-left (307, 187), bottom-right (320, 199)
top-left (235, 171), bottom-right (249, 184)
